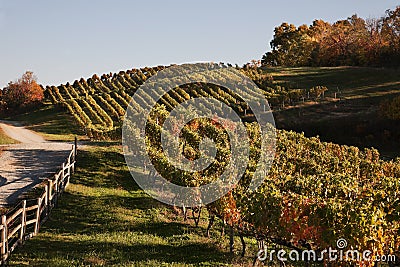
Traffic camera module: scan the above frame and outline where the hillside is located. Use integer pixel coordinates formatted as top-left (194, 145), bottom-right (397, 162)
top-left (265, 67), bottom-right (400, 158)
top-left (43, 65), bottom-right (400, 158)
top-left (4, 65), bottom-right (400, 266)
top-left (43, 64), bottom-right (327, 140)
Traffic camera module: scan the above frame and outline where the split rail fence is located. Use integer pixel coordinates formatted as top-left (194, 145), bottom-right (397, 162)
top-left (0, 139), bottom-right (77, 266)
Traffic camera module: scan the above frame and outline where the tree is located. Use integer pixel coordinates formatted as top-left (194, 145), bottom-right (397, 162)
top-left (262, 7), bottom-right (400, 68)
top-left (314, 16), bottom-right (369, 66)
top-left (365, 18), bottom-right (387, 66)
top-left (381, 7), bottom-right (400, 66)
top-left (1, 71), bottom-right (44, 111)
top-left (262, 23), bottom-right (317, 67)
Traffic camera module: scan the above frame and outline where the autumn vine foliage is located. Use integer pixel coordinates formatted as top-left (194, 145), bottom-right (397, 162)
top-left (129, 97), bottom-right (400, 265)
top-left (235, 131), bottom-right (400, 265)
top-left (172, 122), bottom-right (400, 265)
top-left (40, 60), bottom-right (400, 264)
top-left (45, 66), bottom-right (166, 139)
top-left (1, 71), bottom-right (44, 112)
top-left (45, 64), bottom-right (326, 140)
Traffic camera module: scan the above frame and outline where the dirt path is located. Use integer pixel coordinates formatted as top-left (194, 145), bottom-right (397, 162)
top-left (0, 121), bottom-right (73, 207)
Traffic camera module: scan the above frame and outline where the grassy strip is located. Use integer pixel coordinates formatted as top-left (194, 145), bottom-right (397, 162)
top-left (0, 127), bottom-right (19, 145)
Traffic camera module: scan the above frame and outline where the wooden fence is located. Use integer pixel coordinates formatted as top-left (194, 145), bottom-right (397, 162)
top-left (0, 140), bottom-right (77, 266)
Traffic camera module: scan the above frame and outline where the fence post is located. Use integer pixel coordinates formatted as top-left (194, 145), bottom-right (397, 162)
top-left (20, 200), bottom-right (26, 242)
top-left (71, 157), bottom-right (75, 174)
top-left (74, 136), bottom-right (77, 157)
top-left (54, 174), bottom-right (59, 206)
top-left (64, 165), bottom-right (71, 190)
top-left (34, 197), bottom-right (42, 235)
top-left (62, 163), bottom-right (65, 180)
top-left (43, 184), bottom-right (48, 218)
top-left (66, 166), bottom-right (70, 189)
top-left (61, 163), bottom-right (65, 191)
top-left (1, 215), bottom-right (7, 263)
top-left (66, 154), bottom-right (71, 188)
top-left (67, 151), bottom-right (71, 169)
top-left (73, 137), bottom-right (77, 174)
top-left (47, 180), bottom-right (52, 213)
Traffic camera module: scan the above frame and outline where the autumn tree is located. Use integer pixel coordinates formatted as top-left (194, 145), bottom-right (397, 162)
top-left (364, 18), bottom-right (387, 66)
top-left (1, 71), bottom-right (44, 111)
top-left (381, 7), bottom-right (400, 66)
top-left (316, 16), bottom-right (368, 66)
top-left (262, 23), bottom-right (315, 66)
top-left (262, 7), bottom-right (400, 68)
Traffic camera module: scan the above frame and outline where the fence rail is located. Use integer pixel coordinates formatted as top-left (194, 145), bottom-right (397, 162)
top-left (0, 139), bottom-right (77, 266)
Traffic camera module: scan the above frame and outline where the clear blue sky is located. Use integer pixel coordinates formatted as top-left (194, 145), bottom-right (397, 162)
top-left (0, 0), bottom-right (398, 88)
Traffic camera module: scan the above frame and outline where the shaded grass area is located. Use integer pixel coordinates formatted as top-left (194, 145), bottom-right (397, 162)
top-left (0, 127), bottom-right (18, 145)
top-left (0, 126), bottom-right (18, 158)
top-left (263, 67), bottom-right (400, 159)
top-left (9, 144), bottom-right (257, 266)
top-left (3, 104), bottom-right (86, 142)
top-left (263, 66), bottom-right (400, 98)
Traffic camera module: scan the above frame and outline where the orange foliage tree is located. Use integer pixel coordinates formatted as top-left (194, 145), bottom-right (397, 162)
top-left (1, 71), bottom-right (44, 111)
top-left (262, 6), bottom-right (400, 67)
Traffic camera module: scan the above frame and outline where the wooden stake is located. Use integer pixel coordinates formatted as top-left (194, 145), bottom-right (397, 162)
top-left (20, 200), bottom-right (26, 242)
top-left (1, 215), bottom-right (7, 262)
top-left (34, 198), bottom-right (41, 235)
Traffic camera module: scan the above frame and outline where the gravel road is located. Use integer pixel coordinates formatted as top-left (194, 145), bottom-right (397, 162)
top-left (0, 122), bottom-right (73, 207)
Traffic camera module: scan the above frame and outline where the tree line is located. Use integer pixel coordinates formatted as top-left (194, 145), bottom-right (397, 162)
top-left (262, 7), bottom-right (400, 67)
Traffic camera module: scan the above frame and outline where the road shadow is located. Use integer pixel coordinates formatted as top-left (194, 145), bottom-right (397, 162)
top-left (0, 176), bottom-right (6, 187)
top-left (1, 148), bottom-right (71, 206)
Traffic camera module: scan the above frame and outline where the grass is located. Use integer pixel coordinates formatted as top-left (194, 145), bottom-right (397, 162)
top-left (263, 66), bottom-right (400, 99)
top-left (262, 66), bottom-right (400, 159)
top-left (0, 125), bottom-right (18, 158)
top-left (0, 127), bottom-right (18, 145)
top-left (3, 103), bottom-right (86, 142)
top-left (8, 144), bottom-right (260, 266)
